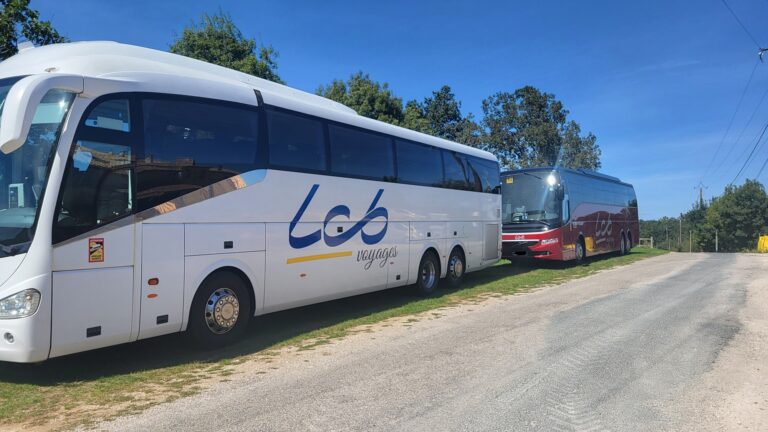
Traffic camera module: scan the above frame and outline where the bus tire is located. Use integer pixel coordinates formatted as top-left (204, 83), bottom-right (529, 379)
top-left (627, 232), bottom-right (633, 250)
top-left (575, 237), bottom-right (586, 263)
top-left (188, 271), bottom-right (252, 348)
top-left (446, 247), bottom-right (466, 288)
top-left (414, 251), bottom-right (440, 296)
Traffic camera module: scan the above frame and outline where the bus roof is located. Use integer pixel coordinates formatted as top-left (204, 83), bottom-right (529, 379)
top-left (0, 41), bottom-right (497, 162)
top-left (501, 166), bottom-right (633, 187)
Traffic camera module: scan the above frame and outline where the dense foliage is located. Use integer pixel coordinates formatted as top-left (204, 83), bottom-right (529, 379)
top-left (641, 180), bottom-right (768, 252)
top-left (317, 72), bottom-right (404, 125)
top-left (170, 11), bottom-right (283, 83)
top-left (0, 0), bottom-right (66, 60)
top-left (318, 76), bottom-right (600, 169)
top-left (481, 87), bottom-right (600, 170)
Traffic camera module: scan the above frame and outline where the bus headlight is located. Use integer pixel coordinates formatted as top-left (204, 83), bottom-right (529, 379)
top-left (540, 238), bottom-right (559, 245)
top-left (547, 174), bottom-right (557, 186)
top-left (0, 289), bottom-right (41, 319)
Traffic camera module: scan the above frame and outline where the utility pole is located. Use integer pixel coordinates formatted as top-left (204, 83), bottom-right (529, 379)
top-left (715, 229), bottom-right (719, 253)
top-left (689, 231), bottom-right (692, 253)
top-left (678, 214), bottom-right (682, 249)
top-left (694, 182), bottom-right (708, 209)
top-left (666, 226), bottom-right (670, 250)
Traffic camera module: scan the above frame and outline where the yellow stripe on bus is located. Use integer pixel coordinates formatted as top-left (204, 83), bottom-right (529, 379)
top-left (286, 251), bottom-right (353, 264)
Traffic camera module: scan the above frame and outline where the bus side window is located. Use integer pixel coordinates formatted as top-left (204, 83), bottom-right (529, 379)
top-left (267, 109), bottom-right (326, 172)
top-left (442, 151), bottom-right (469, 190)
top-left (138, 97), bottom-right (259, 211)
top-left (396, 140), bottom-right (442, 187)
top-left (54, 97), bottom-right (135, 243)
top-left (329, 125), bottom-right (395, 182)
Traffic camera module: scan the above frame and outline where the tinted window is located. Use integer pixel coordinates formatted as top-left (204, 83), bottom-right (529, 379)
top-left (329, 125), bottom-right (395, 181)
top-left (138, 98), bottom-right (259, 211)
top-left (442, 151), bottom-right (470, 190)
top-left (468, 157), bottom-right (500, 193)
top-left (84, 99), bottom-right (131, 132)
top-left (267, 109), bottom-right (326, 171)
top-left (54, 139), bottom-right (134, 243)
top-left (396, 140), bottom-right (443, 186)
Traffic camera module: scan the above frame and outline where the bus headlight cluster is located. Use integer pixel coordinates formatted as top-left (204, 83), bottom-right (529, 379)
top-left (0, 289), bottom-right (41, 319)
top-left (546, 174), bottom-right (557, 186)
top-left (540, 238), bottom-right (559, 245)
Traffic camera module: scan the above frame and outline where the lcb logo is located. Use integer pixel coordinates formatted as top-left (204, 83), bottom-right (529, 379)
top-left (289, 184), bottom-right (388, 249)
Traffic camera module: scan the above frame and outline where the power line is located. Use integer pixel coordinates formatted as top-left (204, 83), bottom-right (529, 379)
top-left (711, 83), bottom-right (768, 178)
top-left (720, 0), bottom-right (764, 49)
top-left (702, 59), bottom-right (760, 179)
top-left (756, 152), bottom-right (768, 178)
top-left (730, 119), bottom-right (768, 185)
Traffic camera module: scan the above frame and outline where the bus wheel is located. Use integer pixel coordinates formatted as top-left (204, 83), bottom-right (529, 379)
top-left (446, 248), bottom-right (466, 288)
top-left (620, 234), bottom-right (627, 256)
top-left (414, 251), bottom-right (440, 296)
top-left (188, 271), bottom-right (252, 347)
top-left (575, 237), bottom-right (586, 263)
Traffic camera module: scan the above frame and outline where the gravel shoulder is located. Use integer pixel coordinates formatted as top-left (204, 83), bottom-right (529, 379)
top-left (674, 254), bottom-right (768, 431)
top-left (91, 252), bottom-right (768, 432)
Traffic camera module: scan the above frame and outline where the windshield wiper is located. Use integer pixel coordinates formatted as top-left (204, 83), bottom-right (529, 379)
top-left (506, 219), bottom-right (552, 227)
top-left (0, 241), bottom-right (30, 257)
top-left (520, 172), bottom-right (543, 180)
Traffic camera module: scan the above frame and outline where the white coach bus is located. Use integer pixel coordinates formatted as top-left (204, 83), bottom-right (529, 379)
top-left (0, 42), bottom-right (501, 363)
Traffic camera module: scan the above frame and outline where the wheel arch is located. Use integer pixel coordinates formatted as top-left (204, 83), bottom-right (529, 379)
top-left (182, 257), bottom-right (262, 332)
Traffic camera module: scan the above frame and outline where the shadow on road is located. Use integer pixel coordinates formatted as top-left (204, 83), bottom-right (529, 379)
top-left (0, 255), bottom-right (599, 386)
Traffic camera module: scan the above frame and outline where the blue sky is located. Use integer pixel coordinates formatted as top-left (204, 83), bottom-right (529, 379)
top-left (33, 0), bottom-right (768, 219)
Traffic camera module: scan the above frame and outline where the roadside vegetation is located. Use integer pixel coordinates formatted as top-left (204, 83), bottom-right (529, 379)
top-left (0, 247), bottom-right (666, 430)
top-left (641, 179), bottom-right (768, 252)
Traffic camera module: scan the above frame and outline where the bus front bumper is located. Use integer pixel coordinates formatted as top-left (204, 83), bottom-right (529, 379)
top-left (0, 274), bottom-right (51, 363)
top-left (502, 240), bottom-right (564, 260)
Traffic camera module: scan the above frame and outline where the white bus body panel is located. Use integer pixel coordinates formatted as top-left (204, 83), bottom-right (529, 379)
top-left (50, 223), bottom-right (135, 357)
top-left (50, 267), bottom-right (133, 357)
top-left (139, 224), bottom-right (184, 339)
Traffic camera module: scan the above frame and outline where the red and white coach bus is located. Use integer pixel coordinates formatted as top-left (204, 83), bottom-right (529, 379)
top-left (501, 167), bottom-right (638, 262)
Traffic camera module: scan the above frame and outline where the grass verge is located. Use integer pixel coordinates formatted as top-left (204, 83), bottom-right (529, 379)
top-left (0, 247), bottom-right (667, 430)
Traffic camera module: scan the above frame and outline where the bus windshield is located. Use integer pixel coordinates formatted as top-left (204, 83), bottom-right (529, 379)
top-left (501, 171), bottom-right (562, 227)
top-left (0, 78), bottom-right (75, 256)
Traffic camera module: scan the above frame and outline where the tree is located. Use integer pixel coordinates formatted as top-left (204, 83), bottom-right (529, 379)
top-left (403, 85), bottom-right (482, 147)
top-left (696, 180), bottom-right (768, 252)
top-left (170, 11), bottom-right (283, 83)
top-left (0, 0), bottom-right (67, 61)
top-left (317, 72), bottom-right (404, 125)
top-left (481, 86), bottom-right (601, 170)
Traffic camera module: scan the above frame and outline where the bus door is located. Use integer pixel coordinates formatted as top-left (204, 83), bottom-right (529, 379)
top-left (50, 95), bottom-right (139, 357)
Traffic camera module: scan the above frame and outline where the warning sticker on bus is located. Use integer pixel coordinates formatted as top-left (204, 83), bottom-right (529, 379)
top-left (89, 238), bottom-right (104, 263)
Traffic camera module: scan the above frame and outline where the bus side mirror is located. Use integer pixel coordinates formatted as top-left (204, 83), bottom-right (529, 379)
top-left (0, 74), bottom-right (83, 154)
top-left (556, 184), bottom-right (565, 201)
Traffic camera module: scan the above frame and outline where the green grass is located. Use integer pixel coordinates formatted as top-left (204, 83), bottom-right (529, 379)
top-left (0, 247), bottom-right (667, 429)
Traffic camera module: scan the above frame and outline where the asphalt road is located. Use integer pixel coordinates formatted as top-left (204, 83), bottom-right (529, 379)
top-left (97, 253), bottom-right (767, 431)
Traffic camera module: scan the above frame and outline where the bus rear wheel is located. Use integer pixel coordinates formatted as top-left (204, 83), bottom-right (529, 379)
top-left (619, 233), bottom-right (627, 256)
top-left (188, 271), bottom-right (252, 348)
top-left (446, 248), bottom-right (466, 288)
top-left (414, 251), bottom-right (440, 296)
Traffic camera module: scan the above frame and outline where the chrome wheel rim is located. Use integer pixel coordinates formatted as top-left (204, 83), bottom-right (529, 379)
top-left (576, 243), bottom-right (584, 260)
top-left (421, 260), bottom-right (436, 289)
top-left (621, 237), bottom-right (626, 254)
top-left (449, 255), bottom-right (464, 279)
top-left (204, 288), bottom-right (240, 334)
